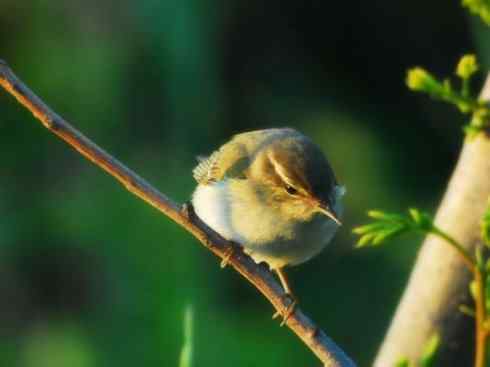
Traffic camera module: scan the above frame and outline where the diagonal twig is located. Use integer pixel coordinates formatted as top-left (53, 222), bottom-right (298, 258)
top-left (0, 59), bottom-right (356, 367)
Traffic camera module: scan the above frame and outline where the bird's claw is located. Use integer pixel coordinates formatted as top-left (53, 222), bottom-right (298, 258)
top-left (272, 293), bottom-right (297, 326)
top-left (220, 246), bottom-right (234, 268)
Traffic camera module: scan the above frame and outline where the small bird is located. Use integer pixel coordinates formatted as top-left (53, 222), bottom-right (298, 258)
top-left (192, 128), bottom-right (344, 317)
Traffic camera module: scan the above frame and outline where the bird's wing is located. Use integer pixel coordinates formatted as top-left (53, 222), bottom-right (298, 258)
top-left (192, 140), bottom-right (250, 184)
top-left (193, 129), bottom-right (296, 185)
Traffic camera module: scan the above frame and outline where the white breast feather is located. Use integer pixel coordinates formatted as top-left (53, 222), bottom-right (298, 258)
top-left (192, 182), bottom-right (241, 242)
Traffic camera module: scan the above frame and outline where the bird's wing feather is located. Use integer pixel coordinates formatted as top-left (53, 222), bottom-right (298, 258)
top-left (193, 129), bottom-right (297, 185)
top-left (192, 140), bottom-right (250, 184)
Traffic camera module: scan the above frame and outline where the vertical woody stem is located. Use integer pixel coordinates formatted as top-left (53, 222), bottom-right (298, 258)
top-left (374, 74), bottom-right (490, 366)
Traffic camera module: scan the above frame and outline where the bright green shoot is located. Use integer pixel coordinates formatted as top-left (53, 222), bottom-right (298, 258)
top-left (354, 202), bottom-right (490, 367)
top-left (406, 54), bottom-right (490, 137)
top-left (462, 0), bottom-right (490, 25)
top-left (354, 209), bottom-right (434, 247)
top-left (353, 208), bottom-right (475, 269)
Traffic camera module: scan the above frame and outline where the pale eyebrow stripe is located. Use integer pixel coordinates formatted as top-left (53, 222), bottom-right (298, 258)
top-left (267, 152), bottom-right (301, 190)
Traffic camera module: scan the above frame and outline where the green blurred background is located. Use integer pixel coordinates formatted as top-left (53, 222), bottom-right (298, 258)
top-left (1, 1), bottom-right (489, 366)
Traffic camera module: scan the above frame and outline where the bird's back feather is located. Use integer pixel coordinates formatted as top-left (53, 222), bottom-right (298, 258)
top-left (192, 128), bottom-right (299, 185)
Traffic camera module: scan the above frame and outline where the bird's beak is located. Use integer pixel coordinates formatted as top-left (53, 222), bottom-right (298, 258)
top-left (317, 203), bottom-right (342, 226)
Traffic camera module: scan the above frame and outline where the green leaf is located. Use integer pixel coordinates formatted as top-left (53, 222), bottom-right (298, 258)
top-left (353, 208), bottom-right (434, 248)
top-left (406, 65), bottom-right (475, 113)
top-left (420, 333), bottom-right (440, 367)
top-left (464, 124), bottom-right (484, 138)
top-left (485, 257), bottom-right (490, 272)
top-left (394, 358), bottom-right (411, 367)
top-left (406, 68), bottom-right (444, 95)
top-left (367, 210), bottom-right (403, 221)
top-left (481, 200), bottom-right (490, 248)
top-left (353, 222), bottom-right (389, 235)
top-left (459, 304), bottom-right (476, 317)
top-left (356, 233), bottom-right (377, 248)
top-left (465, 106), bottom-right (490, 136)
top-left (462, 0), bottom-right (490, 25)
top-left (456, 54), bottom-right (479, 80)
top-left (409, 208), bottom-right (433, 231)
top-left (393, 335), bottom-right (440, 367)
top-left (486, 274), bottom-right (490, 314)
top-left (406, 54), bottom-right (490, 138)
top-left (372, 227), bottom-right (405, 245)
top-left (470, 280), bottom-right (479, 301)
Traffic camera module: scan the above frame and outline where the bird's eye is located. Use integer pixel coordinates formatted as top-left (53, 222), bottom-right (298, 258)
top-left (285, 185), bottom-right (298, 195)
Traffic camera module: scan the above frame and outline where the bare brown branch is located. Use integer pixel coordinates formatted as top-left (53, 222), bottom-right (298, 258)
top-left (374, 74), bottom-right (490, 366)
top-left (0, 60), bottom-right (356, 367)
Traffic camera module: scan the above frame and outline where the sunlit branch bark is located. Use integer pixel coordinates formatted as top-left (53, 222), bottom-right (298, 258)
top-left (0, 59), bottom-right (356, 367)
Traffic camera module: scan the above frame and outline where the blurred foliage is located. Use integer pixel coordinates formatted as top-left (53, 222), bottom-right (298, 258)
top-left (482, 200), bottom-right (490, 247)
top-left (20, 323), bottom-right (95, 367)
top-left (462, 0), bottom-right (490, 25)
top-left (178, 306), bottom-right (193, 367)
top-left (1, 0), bottom-right (490, 366)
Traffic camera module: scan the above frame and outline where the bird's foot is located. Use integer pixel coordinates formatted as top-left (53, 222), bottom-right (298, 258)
top-left (272, 293), bottom-right (297, 326)
top-left (220, 246), bottom-right (234, 268)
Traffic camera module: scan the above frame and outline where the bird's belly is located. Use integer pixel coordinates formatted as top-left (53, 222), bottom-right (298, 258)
top-left (242, 217), bottom-right (337, 269)
top-left (192, 182), bottom-right (338, 269)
